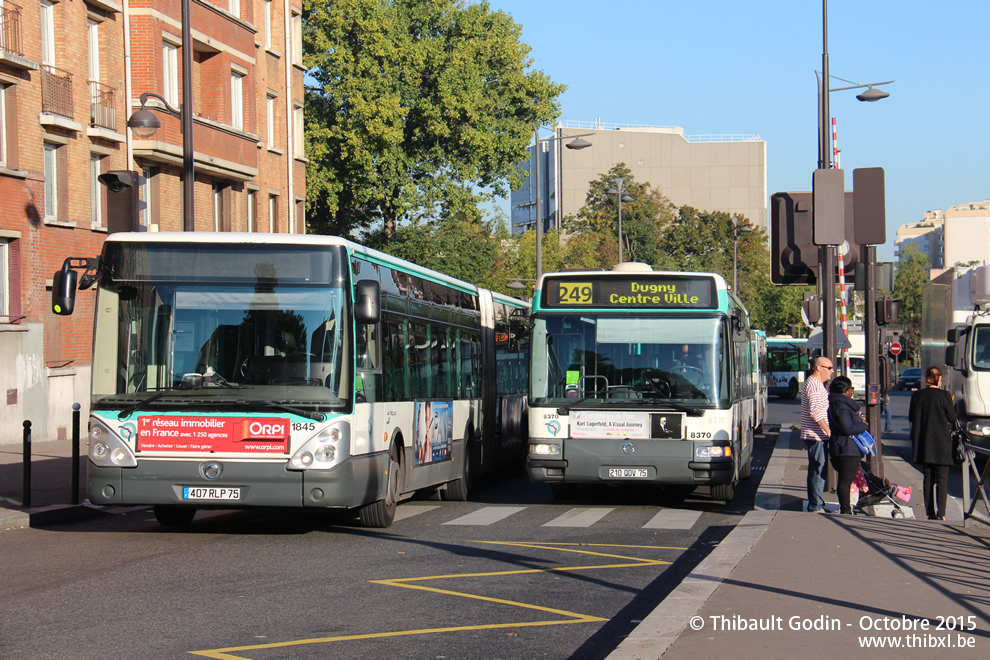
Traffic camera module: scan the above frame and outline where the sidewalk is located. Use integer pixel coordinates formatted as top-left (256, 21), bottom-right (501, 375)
top-left (610, 427), bottom-right (990, 659)
top-left (0, 439), bottom-right (105, 529)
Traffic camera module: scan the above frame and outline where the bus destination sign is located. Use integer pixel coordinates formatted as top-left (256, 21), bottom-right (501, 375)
top-left (544, 275), bottom-right (716, 310)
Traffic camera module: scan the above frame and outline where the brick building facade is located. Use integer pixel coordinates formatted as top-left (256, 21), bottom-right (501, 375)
top-left (0, 0), bottom-right (305, 444)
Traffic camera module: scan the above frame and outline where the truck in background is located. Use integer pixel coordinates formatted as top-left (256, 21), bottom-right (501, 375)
top-left (923, 265), bottom-right (990, 452)
top-left (843, 331), bottom-right (866, 403)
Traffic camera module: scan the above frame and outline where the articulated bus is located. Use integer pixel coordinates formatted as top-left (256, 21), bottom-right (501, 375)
top-left (52, 233), bottom-right (530, 527)
top-left (752, 329), bottom-right (768, 433)
top-left (766, 336), bottom-right (809, 399)
top-left (526, 263), bottom-right (755, 502)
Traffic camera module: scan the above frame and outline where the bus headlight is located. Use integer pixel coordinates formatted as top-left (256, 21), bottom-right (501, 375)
top-left (530, 443), bottom-right (561, 456)
top-left (88, 418), bottom-right (138, 468)
top-left (695, 445), bottom-right (731, 459)
top-left (288, 421), bottom-right (349, 470)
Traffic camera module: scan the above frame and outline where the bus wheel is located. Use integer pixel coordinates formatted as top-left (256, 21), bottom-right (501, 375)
top-left (359, 442), bottom-right (399, 528)
top-left (740, 454), bottom-right (752, 480)
top-left (788, 379), bottom-right (799, 399)
top-left (551, 483), bottom-right (578, 500)
top-left (153, 505), bottom-right (196, 527)
top-left (445, 438), bottom-right (472, 501)
top-left (711, 483), bottom-right (734, 502)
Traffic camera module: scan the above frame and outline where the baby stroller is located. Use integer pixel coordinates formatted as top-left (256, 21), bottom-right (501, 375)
top-left (852, 462), bottom-right (911, 518)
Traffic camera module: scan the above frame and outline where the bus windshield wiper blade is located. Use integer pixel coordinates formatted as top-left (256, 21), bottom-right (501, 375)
top-left (556, 390), bottom-right (609, 415)
top-left (117, 390), bottom-right (174, 420)
top-left (235, 399), bottom-right (326, 422)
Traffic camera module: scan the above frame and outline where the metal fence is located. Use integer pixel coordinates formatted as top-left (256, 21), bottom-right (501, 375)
top-left (90, 81), bottom-right (116, 131)
top-left (0, 3), bottom-right (24, 58)
top-left (42, 65), bottom-right (74, 119)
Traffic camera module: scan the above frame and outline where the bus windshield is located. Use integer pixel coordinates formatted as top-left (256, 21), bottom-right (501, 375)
top-left (530, 315), bottom-right (728, 407)
top-left (91, 243), bottom-right (350, 412)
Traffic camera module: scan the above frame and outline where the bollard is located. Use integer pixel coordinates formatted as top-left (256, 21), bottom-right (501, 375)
top-left (22, 420), bottom-right (31, 508)
top-left (72, 403), bottom-right (81, 505)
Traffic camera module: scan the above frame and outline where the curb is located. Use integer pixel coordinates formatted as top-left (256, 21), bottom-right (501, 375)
top-left (606, 509), bottom-right (776, 659)
top-left (0, 503), bottom-right (110, 530)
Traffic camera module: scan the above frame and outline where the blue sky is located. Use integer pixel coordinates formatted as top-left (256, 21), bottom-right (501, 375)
top-left (489, 0), bottom-right (990, 262)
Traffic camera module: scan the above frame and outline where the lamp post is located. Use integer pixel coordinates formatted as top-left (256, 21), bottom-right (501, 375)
top-left (606, 178), bottom-right (634, 264)
top-left (732, 216), bottom-right (753, 292)
top-left (532, 128), bottom-right (592, 280)
top-left (816, 0), bottom-right (893, 379)
top-left (127, 0), bottom-right (195, 232)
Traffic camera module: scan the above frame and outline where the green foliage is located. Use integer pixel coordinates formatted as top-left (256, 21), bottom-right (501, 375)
top-left (893, 242), bottom-right (931, 364)
top-left (303, 0), bottom-right (565, 237)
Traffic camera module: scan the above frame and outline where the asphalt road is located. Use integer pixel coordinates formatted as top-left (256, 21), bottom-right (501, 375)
top-left (1, 427), bottom-right (780, 659)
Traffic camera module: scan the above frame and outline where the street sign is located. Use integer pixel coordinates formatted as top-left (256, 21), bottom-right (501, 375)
top-left (889, 342), bottom-right (902, 356)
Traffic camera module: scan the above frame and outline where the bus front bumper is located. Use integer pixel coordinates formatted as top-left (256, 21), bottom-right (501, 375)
top-left (88, 452), bottom-right (388, 509)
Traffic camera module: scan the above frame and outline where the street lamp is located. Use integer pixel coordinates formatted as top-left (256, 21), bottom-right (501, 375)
top-left (127, 0), bottom-right (195, 232)
top-left (732, 216), bottom-right (753, 292)
top-left (816, 0), bottom-right (893, 381)
top-left (532, 128), bottom-right (593, 280)
top-left (606, 178), bottom-right (634, 264)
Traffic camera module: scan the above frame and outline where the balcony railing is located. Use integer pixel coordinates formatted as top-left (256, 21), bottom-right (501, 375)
top-left (90, 81), bottom-right (116, 131)
top-left (0, 3), bottom-right (24, 58)
top-left (41, 64), bottom-right (73, 119)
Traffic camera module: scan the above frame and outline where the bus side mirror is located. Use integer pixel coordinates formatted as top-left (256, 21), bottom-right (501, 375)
top-left (52, 263), bottom-right (78, 315)
top-left (354, 279), bottom-right (380, 324)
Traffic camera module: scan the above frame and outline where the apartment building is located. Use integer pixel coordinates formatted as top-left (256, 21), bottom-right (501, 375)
top-left (894, 201), bottom-right (990, 271)
top-left (511, 121), bottom-right (767, 236)
top-left (0, 0), bottom-right (305, 444)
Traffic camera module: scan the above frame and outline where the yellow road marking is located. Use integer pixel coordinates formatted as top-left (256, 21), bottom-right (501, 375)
top-left (190, 541), bottom-right (684, 658)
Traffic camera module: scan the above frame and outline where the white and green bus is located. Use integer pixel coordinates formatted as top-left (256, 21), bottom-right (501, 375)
top-left (52, 233), bottom-right (530, 527)
top-left (526, 263), bottom-right (754, 502)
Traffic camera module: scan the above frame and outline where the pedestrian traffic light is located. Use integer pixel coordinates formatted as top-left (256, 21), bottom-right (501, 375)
top-left (98, 170), bottom-right (140, 234)
top-left (877, 297), bottom-right (903, 324)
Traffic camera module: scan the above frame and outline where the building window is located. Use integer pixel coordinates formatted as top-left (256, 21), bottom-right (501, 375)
top-left (0, 239), bottom-right (8, 320)
top-left (247, 189), bottom-right (257, 232)
top-left (214, 183), bottom-right (226, 231)
top-left (88, 19), bottom-right (100, 87)
top-left (44, 143), bottom-right (59, 219)
top-left (230, 70), bottom-right (244, 130)
top-left (40, 0), bottom-right (55, 66)
top-left (264, 0), bottom-right (273, 50)
top-left (90, 154), bottom-right (104, 227)
top-left (291, 11), bottom-right (302, 66)
top-left (269, 193), bottom-right (278, 233)
top-left (163, 41), bottom-right (178, 107)
top-left (140, 166), bottom-right (155, 227)
top-left (266, 94), bottom-right (276, 147)
top-left (295, 198), bottom-right (304, 234)
top-left (0, 84), bottom-right (6, 167)
top-left (293, 103), bottom-right (304, 159)
top-left (229, 0), bottom-right (239, 18)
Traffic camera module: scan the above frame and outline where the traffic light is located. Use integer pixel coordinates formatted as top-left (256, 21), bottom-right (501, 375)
top-left (98, 170), bottom-right (140, 234)
top-left (770, 191), bottom-right (860, 286)
top-left (877, 297), bottom-right (903, 324)
top-left (802, 292), bottom-right (822, 325)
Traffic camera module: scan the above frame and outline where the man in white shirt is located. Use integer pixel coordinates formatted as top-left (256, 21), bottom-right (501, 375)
top-left (800, 356), bottom-right (833, 512)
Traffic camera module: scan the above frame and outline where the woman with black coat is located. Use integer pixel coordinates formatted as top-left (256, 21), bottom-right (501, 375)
top-left (827, 376), bottom-right (869, 515)
top-left (909, 366), bottom-right (957, 520)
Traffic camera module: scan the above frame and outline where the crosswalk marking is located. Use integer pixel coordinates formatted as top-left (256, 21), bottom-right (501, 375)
top-left (394, 505), bottom-right (440, 522)
top-left (443, 506), bottom-right (526, 526)
top-left (543, 507), bottom-right (614, 527)
top-left (643, 509), bottom-right (703, 530)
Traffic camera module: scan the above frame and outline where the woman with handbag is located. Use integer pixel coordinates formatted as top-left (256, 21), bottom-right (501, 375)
top-left (909, 366), bottom-right (958, 520)
top-left (827, 376), bottom-right (869, 515)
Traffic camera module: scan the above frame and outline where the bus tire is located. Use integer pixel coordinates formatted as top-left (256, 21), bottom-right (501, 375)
top-left (154, 505), bottom-right (196, 527)
top-left (445, 436), bottom-right (472, 502)
top-left (551, 483), bottom-right (578, 500)
top-left (711, 483), bottom-right (734, 502)
top-left (788, 379), bottom-right (799, 399)
top-left (740, 454), bottom-right (752, 480)
top-left (358, 442), bottom-right (399, 528)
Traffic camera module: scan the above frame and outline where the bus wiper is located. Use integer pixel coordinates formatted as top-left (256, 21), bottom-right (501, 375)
top-left (556, 390), bottom-right (609, 415)
top-left (235, 400), bottom-right (326, 422)
top-left (117, 390), bottom-right (173, 420)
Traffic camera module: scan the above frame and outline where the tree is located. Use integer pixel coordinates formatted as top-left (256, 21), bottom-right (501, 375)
top-left (303, 0), bottom-right (565, 238)
top-left (893, 242), bottom-right (931, 364)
